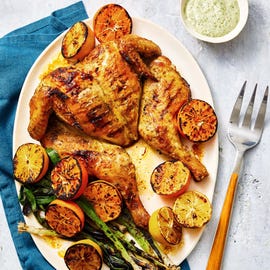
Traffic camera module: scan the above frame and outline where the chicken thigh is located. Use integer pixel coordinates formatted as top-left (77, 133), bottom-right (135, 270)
top-left (41, 116), bottom-right (150, 229)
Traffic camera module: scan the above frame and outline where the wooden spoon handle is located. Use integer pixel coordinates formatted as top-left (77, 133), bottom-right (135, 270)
top-left (206, 172), bottom-right (239, 270)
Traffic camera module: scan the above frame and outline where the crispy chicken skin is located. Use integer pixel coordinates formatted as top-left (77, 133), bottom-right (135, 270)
top-left (28, 35), bottom-right (161, 146)
top-left (41, 116), bottom-right (150, 229)
top-left (139, 56), bottom-right (209, 181)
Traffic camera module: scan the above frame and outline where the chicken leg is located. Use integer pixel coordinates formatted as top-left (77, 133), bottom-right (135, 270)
top-left (139, 56), bottom-right (209, 181)
top-left (41, 116), bottom-right (150, 229)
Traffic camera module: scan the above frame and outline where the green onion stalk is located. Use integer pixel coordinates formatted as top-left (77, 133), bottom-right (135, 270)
top-left (76, 196), bottom-right (140, 269)
top-left (77, 196), bottom-right (180, 270)
top-left (17, 148), bottom-right (181, 269)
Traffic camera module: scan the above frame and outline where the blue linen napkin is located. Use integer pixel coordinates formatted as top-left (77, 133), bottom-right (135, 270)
top-left (0, 2), bottom-right (190, 269)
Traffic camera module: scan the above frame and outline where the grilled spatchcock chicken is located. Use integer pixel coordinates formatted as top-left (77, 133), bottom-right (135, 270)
top-left (41, 116), bottom-right (149, 229)
top-left (27, 34), bottom-right (209, 228)
top-left (28, 34), bottom-right (161, 147)
top-left (139, 56), bottom-right (208, 181)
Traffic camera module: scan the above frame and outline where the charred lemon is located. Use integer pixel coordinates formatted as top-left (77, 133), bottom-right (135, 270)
top-left (173, 190), bottom-right (212, 228)
top-left (61, 21), bottom-right (95, 62)
top-left (13, 143), bottom-right (49, 184)
top-left (177, 99), bottom-right (218, 142)
top-left (93, 4), bottom-right (132, 43)
top-left (149, 206), bottom-right (182, 246)
top-left (50, 156), bottom-right (88, 200)
top-left (83, 180), bottom-right (123, 222)
top-left (150, 160), bottom-right (191, 198)
top-left (64, 239), bottom-right (103, 270)
top-left (45, 199), bottom-right (85, 237)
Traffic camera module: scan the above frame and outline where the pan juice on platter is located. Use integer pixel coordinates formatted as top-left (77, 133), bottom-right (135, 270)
top-left (184, 0), bottom-right (240, 37)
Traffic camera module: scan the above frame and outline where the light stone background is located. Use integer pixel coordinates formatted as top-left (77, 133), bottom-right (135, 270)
top-left (1, 0), bottom-right (270, 269)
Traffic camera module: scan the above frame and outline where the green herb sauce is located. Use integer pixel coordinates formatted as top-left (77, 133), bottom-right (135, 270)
top-left (184, 0), bottom-right (240, 37)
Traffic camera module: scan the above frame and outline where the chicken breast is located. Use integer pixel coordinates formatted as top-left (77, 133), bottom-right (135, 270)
top-left (139, 56), bottom-right (209, 181)
top-left (41, 116), bottom-right (150, 229)
top-left (28, 35), bottom-right (161, 147)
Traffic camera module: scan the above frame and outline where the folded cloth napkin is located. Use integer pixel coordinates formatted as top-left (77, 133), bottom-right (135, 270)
top-left (0, 2), bottom-right (190, 269)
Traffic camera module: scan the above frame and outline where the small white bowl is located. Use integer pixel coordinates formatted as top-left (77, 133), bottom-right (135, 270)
top-left (180, 0), bottom-right (249, 43)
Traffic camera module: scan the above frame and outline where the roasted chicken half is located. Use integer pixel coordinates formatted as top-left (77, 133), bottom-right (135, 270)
top-left (139, 56), bottom-right (209, 181)
top-left (41, 116), bottom-right (150, 229)
top-left (28, 34), bottom-right (161, 146)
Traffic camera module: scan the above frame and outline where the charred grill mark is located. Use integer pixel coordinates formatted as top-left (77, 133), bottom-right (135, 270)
top-left (73, 150), bottom-right (97, 159)
top-left (51, 67), bottom-right (78, 84)
top-left (161, 96), bottom-right (174, 117)
top-left (72, 121), bottom-right (83, 130)
top-left (107, 127), bottom-right (124, 138)
top-left (155, 125), bottom-right (171, 146)
top-left (153, 92), bottom-right (159, 102)
top-left (157, 80), bottom-right (179, 118)
top-left (115, 77), bottom-right (131, 93)
top-left (116, 84), bottom-right (125, 93)
top-left (87, 104), bottom-right (111, 128)
top-left (51, 68), bottom-right (82, 95)
top-left (65, 72), bottom-right (77, 85)
top-left (80, 72), bottom-right (94, 81)
top-left (50, 88), bottom-right (68, 101)
top-left (118, 90), bottom-right (133, 104)
top-left (143, 104), bottom-right (148, 113)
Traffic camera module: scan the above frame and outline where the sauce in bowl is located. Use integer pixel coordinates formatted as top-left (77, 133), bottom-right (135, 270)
top-left (183, 0), bottom-right (240, 38)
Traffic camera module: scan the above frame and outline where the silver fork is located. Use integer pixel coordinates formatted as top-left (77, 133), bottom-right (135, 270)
top-left (206, 81), bottom-right (269, 270)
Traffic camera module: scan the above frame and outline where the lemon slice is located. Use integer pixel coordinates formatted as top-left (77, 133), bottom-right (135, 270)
top-left (149, 206), bottom-right (182, 246)
top-left (177, 99), bottom-right (218, 142)
top-left (64, 239), bottom-right (103, 270)
top-left (93, 4), bottom-right (132, 43)
top-left (83, 180), bottom-right (123, 222)
top-left (150, 160), bottom-right (191, 197)
top-left (173, 190), bottom-right (212, 228)
top-left (61, 21), bottom-right (95, 62)
top-left (51, 156), bottom-right (88, 200)
top-left (45, 199), bottom-right (85, 238)
top-left (13, 143), bottom-right (49, 184)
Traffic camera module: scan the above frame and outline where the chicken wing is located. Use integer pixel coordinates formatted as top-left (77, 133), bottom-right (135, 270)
top-left (139, 56), bottom-right (209, 181)
top-left (41, 116), bottom-right (150, 229)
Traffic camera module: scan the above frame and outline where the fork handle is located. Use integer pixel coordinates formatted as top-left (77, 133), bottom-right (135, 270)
top-left (206, 172), bottom-right (239, 270)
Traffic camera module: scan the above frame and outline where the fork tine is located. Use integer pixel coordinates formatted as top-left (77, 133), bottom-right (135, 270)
top-left (242, 84), bottom-right (257, 127)
top-left (229, 81), bottom-right (247, 125)
top-left (254, 86), bottom-right (269, 131)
